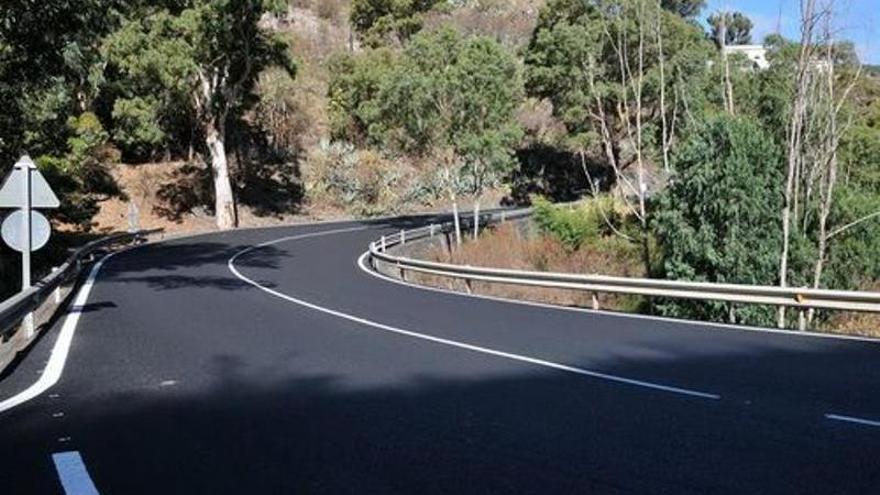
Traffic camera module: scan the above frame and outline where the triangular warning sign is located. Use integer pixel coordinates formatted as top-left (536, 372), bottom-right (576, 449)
top-left (0, 157), bottom-right (60, 209)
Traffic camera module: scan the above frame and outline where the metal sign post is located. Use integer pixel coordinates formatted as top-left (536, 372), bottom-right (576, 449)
top-left (21, 159), bottom-right (32, 335)
top-left (0, 155), bottom-right (60, 337)
top-left (22, 161), bottom-right (32, 283)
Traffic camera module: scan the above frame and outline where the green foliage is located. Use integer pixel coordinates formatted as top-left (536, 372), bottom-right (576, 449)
top-left (329, 27), bottom-right (523, 195)
top-left (37, 113), bottom-right (122, 230)
top-left (350, 0), bottom-right (443, 47)
top-left (524, 0), bottom-right (713, 164)
top-left (533, 197), bottom-right (600, 251)
top-left (825, 184), bottom-right (880, 290)
top-left (0, 0), bottom-right (123, 162)
top-left (328, 48), bottom-right (398, 143)
top-left (826, 96), bottom-right (880, 291)
top-left (707, 11), bottom-right (753, 46)
top-left (653, 116), bottom-right (783, 325)
top-left (531, 196), bottom-right (635, 251)
top-left (111, 97), bottom-right (167, 157)
top-left (103, 0), bottom-right (294, 150)
top-left (381, 29), bottom-right (523, 166)
top-left (660, 0), bottom-right (705, 18)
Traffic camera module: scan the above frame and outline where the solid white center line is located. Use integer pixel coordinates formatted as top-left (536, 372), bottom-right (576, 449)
top-left (229, 230), bottom-right (721, 401)
top-left (825, 413), bottom-right (880, 428)
top-left (52, 451), bottom-right (100, 495)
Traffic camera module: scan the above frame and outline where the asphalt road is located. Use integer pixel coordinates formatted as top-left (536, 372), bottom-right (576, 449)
top-left (1, 217), bottom-right (879, 494)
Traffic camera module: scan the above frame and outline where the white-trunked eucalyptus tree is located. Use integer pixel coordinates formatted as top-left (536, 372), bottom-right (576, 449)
top-left (104, 0), bottom-right (294, 229)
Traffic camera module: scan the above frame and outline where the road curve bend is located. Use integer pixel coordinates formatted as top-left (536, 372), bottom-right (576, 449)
top-left (0, 216), bottom-right (878, 494)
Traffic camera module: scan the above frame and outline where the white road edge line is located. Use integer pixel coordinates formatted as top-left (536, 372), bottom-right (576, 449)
top-left (52, 451), bottom-right (101, 495)
top-left (825, 413), bottom-right (880, 428)
top-left (0, 255), bottom-right (113, 414)
top-left (229, 230), bottom-right (721, 401)
top-left (356, 248), bottom-right (880, 344)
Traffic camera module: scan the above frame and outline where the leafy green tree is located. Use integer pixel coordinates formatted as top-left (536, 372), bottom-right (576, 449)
top-left (378, 27), bottom-right (523, 234)
top-left (103, 0), bottom-right (294, 229)
top-left (825, 95), bottom-right (880, 292)
top-left (328, 48), bottom-right (399, 144)
top-left (109, 97), bottom-right (168, 159)
top-left (661, 0), bottom-right (706, 18)
top-left (0, 0), bottom-right (127, 296)
top-left (653, 116), bottom-right (783, 325)
top-left (0, 0), bottom-right (123, 163)
top-left (329, 27), bottom-right (522, 240)
top-left (708, 11), bottom-right (753, 46)
top-left (525, 0), bottom-right (712, 171)
top-left (525, 0), bottom-right (713, 272)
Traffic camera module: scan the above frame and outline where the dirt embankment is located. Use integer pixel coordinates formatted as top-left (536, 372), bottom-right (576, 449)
top-left (88, 161), bottom-right (327, 237)
top-left (87, 160), bottom-right (509, 237)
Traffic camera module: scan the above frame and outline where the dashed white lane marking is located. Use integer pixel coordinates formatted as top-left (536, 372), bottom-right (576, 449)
top-left (0, 256), bottom-right (113, 414)
top-left (825, 413), bottom-right (880, 428)
top-left (229, 229), bottom-right (721, 401)
top-left (52, 451), bottom-right (100, 495)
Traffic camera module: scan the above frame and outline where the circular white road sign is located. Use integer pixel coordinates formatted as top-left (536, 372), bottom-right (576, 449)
top-left (2, 210), bottom-right (51, 252)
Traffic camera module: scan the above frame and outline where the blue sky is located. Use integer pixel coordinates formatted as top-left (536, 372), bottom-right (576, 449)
top-left (704, 0), bottom-right (878, 64)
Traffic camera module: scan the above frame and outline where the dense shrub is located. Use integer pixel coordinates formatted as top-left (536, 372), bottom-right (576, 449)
top-left (532, 197), bottom-right (599, 250)
top-left (531, 195), bottom-right (632, 251)
top-left (653, 116), bottom-right (783, 326)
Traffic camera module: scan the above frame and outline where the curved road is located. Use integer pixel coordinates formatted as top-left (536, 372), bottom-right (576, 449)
top-left (1, 217), bottom-right (879, 494)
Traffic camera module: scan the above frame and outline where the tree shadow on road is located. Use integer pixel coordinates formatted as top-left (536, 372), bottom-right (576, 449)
top-left (3, 331), bottom-right (880, 494)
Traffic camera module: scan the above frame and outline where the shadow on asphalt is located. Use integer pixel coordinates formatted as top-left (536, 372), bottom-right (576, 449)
top-left (91, 215), bottom-right (474, 293)
top-left (99, 242), bottom-right (289, 292)
top-left (2, 344), bottom-right (880, 494)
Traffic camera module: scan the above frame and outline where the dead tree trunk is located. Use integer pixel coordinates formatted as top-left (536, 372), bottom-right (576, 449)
top-left (778, 0), bottom-right (818, 328)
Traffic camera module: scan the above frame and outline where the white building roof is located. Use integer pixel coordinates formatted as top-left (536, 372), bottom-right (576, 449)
top-left (722, 44), bottom-right (770, 70)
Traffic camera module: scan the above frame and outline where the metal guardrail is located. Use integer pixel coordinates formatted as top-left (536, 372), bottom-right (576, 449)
top-left (368, 209), bottom-right (880, 315)
top-left (0, 229), bottom-right (157, 340)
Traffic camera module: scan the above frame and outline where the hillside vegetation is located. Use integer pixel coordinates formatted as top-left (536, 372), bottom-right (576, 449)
top-left (0, 0), bottom-right (878, 332)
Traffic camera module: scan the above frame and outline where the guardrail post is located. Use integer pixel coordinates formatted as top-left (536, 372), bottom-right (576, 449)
top-left (380, 235), bottom-right (386, 253)
top-left (473, 203), bottom-right (480, 240)
top-left (400, 230), bottom-right (406, 245)
top-left (500, 211), bottom-right (506, 223)
top-left (795, 289), bottom-right (807, 331)
top-left (398, 263), bottom-right (407, 281)
top-left (429, 224), bottom-right (435, 237)
top-left (23, 310), bottom-right (34, 339)
top-left (52, 267), bottom-right (61, 304)
top-left (591, 292), bottom-right (599, 310)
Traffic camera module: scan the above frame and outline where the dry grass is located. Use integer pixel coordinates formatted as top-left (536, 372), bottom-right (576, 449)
top-left (412, 223), bottom-right (645, 311)
top-left (823, 283), bottom-right (880, 337)
top-left (424, 0), bottom-right (545, 49)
